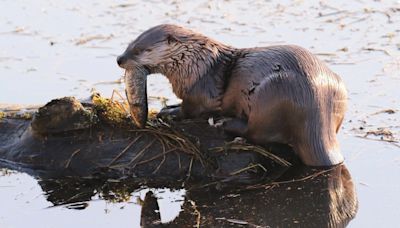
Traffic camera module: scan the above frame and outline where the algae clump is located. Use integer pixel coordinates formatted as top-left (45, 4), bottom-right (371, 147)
top-left (92, 94), bottom-right (131, 126)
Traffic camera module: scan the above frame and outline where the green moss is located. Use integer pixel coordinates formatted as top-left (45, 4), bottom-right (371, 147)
top-left (92, 94), bottom-right (131, 126)
top-left (0, 111), bottom-right (33, 120)
top-left (17, 112), bottom-right (33, 120)
top-left (148, 109), bottom-right (159, 120)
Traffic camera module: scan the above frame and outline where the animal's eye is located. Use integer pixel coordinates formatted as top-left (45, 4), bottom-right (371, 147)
top-left (144, 48), bottom-right (152, 52)
top-left (132, 48), bottom-right (141, 55)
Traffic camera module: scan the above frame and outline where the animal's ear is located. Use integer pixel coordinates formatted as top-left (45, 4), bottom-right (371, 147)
top-left (167, 34), bottom-right (180, 44)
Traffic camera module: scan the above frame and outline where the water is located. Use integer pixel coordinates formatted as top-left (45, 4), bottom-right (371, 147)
top-left (0, 171), bottom-right (185, 227)
top-left (1, 0), bottom-right (399, 227)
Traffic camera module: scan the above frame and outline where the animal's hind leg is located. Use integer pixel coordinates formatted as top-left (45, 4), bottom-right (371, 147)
top-left (246, 88), bottom-right (344, 166)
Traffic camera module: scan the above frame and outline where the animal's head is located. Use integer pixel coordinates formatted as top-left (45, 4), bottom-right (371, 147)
top-left (117, 24), bottom-right (227, 99)
top-left (117, 24), bottom-right (197, 71)
top-left (117, 24), bottom-right (196, 128)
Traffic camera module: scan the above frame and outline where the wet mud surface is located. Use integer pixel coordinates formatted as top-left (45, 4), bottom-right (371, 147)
top-left (0, 0), bottom-right (399, 227)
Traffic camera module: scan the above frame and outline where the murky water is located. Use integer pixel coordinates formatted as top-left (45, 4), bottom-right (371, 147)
top-left (0, 0), bottom-right (399, 227)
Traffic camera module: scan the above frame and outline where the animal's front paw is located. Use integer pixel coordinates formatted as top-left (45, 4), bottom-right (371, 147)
top-left (208, 117), bottom-right (232, 128)
top-left (230, 137), bottom-right (247, 144)
top-left (221, 118), bottom-right (248, 137)
top-left (157, 105), bottom-right (183, 120)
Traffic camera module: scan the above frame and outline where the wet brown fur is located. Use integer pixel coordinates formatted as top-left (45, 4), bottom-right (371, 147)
top-left (117, 24), bottom-right (348, 166)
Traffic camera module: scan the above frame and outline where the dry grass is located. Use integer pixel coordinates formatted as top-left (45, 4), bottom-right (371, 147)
top-left (96, 91), bottom-right (206, 174)
top-left (93, 91), bottom-right (290, 174)
top-left (209, 143), bottom-right (291, 167)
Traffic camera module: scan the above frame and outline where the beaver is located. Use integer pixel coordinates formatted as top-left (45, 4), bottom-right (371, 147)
top-left (117, 24), bottom-right (348, 167)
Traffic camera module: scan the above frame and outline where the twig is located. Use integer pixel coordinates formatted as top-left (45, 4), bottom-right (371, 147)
top-left (176, 151), bottom-right (182, 170)
top-left (108, 135), bottom-right (142, 166)
top-left (189, 200), bottom-right (201, 228)
top-left (209, 144), bottom-right (291, 167)
top-left (186, 156), bottom-right (194, 180)
top-left (128, 139), bottom-right (157, 166)
top-left (370, 109), bottom-right (396, 115)
top-left (64, 149), bottom-right (81, 168)
top-left (64, 191), bottom-right (90, 203)
top-left (355, 135), bottom-right (400, 148)
top-left (110, 89), bottom-right (129, 113)
top-left (229, 163), bottom-right (267, 176)
top-left (215, 218), bottom-right (266, 228)
top-left (315, 52), bottom-right (336, 56)
top-left (347, 16), bottom-right (369, 25)
top-left (317, 10), bottom-right (348, 17)
top-left (131, 126), bottom-right (205, 166)
top-left (362, 47), bottom-right (392, 56)
top-left (154, 134), bottom-right (167, 155)
top-left (135, 148), bottom-right (176, 165)
top-left (152, 152), bottom-right (166, 174)
top-left (246, 167), bottom-right (337, 190)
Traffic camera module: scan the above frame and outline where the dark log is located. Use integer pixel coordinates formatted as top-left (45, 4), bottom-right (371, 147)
top-left (0, 97), bottom-right (293, 182)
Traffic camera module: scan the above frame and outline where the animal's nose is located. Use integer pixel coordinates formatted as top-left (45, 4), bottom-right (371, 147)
top-left (117, 55), bottom-right (126, 66)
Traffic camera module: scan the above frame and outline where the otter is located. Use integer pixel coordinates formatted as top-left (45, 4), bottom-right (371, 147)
top-left (117, 24), bottom-right (348, 167)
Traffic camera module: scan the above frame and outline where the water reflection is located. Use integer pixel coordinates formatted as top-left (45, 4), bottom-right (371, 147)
top-left (36, 164), bottom-right (357, 228)
top-left (140, 165), bottom-right (358, 228)
top-left (39, 177), bottom-right (150, 209)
